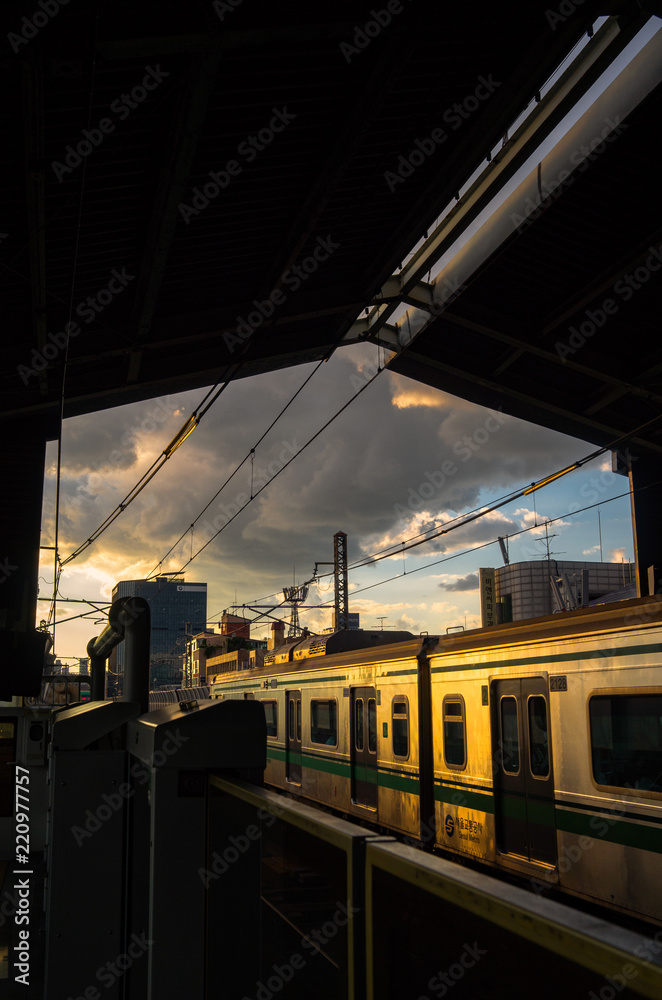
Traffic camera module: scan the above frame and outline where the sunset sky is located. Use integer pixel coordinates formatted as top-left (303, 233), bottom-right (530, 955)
top-left (39, 342), bottom-right (633, 665)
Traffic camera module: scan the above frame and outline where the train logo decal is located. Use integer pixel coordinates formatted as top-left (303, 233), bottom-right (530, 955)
top-left (445, 814), bottom-right (455, 837)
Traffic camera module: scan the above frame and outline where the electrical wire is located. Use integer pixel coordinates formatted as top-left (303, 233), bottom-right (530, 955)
top-left (149, 360), bottom-right (385, 581)
top-left (38, 484), bottom-right (638, 634)
top-left (145, 359), bottom-right (326, 580)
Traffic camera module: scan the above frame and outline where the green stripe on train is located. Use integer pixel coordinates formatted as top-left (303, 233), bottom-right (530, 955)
top-left (263, 753), bottom-right (661, 855)
top-left (431, 641), bottom-right (662, 673)
top-left (266, 747), bottom-right (419, 793)
top-left (434, 784), bottom-right (495, 814)
top-left (555, 807), bottom-right (662, 854)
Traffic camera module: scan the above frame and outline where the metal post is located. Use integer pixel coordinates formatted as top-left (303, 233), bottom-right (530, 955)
top-left (417, 635), bottom-right (437, 849)
top-left (86, 597), bottom-right (150, 712)
top-left (86, 639), bottom-right (106, 701)
top-left (116, 597), bottom-right (150, 715)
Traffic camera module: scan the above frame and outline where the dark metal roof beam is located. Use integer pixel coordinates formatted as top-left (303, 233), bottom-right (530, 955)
top-left (253, 31), bottom-right (415, 306)
top-left (23, 58), bottom-right (48, 398)
top-left (494, 233), bottom-right (662, 378)
top-left (355, 11), bottom-right (655, 347)
top-left (391, 349), bottom-right (662, 455)
top-left (96, 24), bottom-right (354, 61)
top-left (127, 50), bottom-right (221, 384)
top-left (382, 26), bottom-right (662, 360)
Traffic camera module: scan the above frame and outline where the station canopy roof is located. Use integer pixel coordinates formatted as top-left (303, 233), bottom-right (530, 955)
top-left (1, 0), bottom-right (661, 458)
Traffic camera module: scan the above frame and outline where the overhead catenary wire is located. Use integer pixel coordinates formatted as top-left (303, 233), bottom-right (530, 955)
top-left (198, 485), bottom-right (643, 631)
top-left (145, 359), bottom-right (326, 580)
top-left (150, 359), bottom-right (387, 582)
top-left (38, 481), bottom-right (643, 635)
top-left (148, 428), bottom-right (638, 610)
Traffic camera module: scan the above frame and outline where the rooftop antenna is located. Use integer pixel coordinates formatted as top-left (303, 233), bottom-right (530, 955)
top-left (282, 583), bottom-right (308, 637)
top-left (497, 536), bottom-right (510, 566)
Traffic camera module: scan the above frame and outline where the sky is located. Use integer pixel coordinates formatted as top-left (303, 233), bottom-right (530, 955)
top-left (39, 342), bottom-right (634, 664)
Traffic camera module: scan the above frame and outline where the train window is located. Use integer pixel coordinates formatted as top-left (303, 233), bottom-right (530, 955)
top-left (368, 699), bottom-right (377, 753)
top-left (262, 700), bottom-right (278, 738)
top-left (528, 696), bottom-right (549, 778)
top-left (355, 699), bottom-right (364, 751)
top-left (288, 698), bottom-right (294, 741)
top-left (311, 699), bottom-right (338, 746)
top-left (296, 698), bottom-right (301, 741)
top-left (590, 694), bottom-right (662, 792)
top-left (392, 698), bottom-right (409, 759)
top-left (500, 696), bottom-right (520, 773)
top-left (443, 697), bottom-right (466, 769)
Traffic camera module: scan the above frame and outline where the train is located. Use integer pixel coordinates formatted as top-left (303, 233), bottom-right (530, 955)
top-left (200, 595), bottom-right (662, 926)
top-left (148, 685), bottom-right (211, 707)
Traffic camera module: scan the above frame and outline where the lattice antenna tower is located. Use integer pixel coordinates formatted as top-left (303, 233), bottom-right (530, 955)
top-left (334, 531), bottom-right (349, 630)
top-left (282, 583), bottom-right (309, 637)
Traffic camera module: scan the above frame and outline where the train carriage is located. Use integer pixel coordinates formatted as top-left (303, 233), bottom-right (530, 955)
top-left (207, 597), bottom-right (662, 925)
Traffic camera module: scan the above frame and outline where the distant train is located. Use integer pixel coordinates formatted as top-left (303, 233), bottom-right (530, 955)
top-left (203, 597), bottom-right (662, 925)
top-left (149, 685), bottom-right (210, 708)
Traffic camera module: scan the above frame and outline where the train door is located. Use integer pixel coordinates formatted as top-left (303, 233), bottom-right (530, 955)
top-left (286, 690), bottom-right (302, 785)
top-left (492, 678), bottom-right (556, 865)
top-left (351, 687), bottom-right (378, 809)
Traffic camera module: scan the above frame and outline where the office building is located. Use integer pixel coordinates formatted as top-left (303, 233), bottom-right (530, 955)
top-left (480, 559), bottom-right (635, 625)
top-left (110, 575), bottom-right (207, 690)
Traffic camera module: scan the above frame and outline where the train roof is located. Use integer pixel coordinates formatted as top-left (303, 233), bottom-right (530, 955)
top-left (207, 597), bottom-right (662, 683)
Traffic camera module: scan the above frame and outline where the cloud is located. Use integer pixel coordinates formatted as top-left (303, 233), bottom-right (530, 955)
top-left (608, 547), bottom-right (629, 563)
top-left (391, 384), bottom-right (449, 409)
top-left (438, 573), bottom-right (479, 591)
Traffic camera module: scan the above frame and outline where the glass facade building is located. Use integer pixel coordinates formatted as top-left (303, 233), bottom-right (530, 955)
top-left (110, 576), bottom-right (207, 691)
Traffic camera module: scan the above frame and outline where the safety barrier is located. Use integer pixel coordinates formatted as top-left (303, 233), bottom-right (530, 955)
top-left (208, 776), bottom-right (662, 1000)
